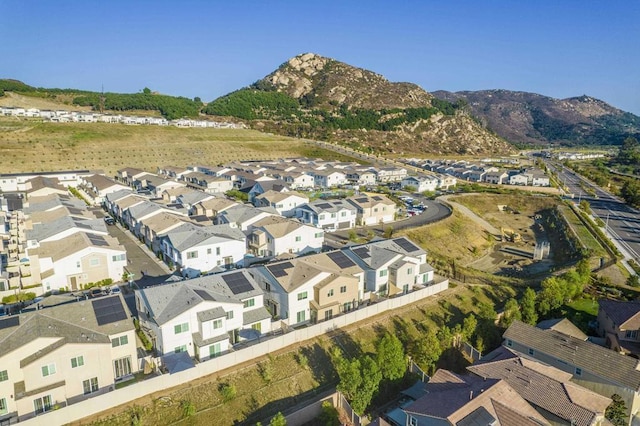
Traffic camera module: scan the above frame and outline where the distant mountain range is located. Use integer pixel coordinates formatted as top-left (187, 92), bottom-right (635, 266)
top-left (432, 90), bottom-right (640, 147)
top-left (3, 54), bottom-right (640, 153)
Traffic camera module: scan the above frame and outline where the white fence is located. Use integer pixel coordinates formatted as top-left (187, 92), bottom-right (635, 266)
top-left (19, 278), bottom-right (448, 425)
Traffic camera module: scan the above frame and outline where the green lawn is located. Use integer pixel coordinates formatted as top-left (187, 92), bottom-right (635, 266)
top-left (562, 297), bottom-right (598, 333)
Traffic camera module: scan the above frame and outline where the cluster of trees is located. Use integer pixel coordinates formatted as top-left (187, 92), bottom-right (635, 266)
top-left (616, 137), bottom-right (640, 166)
top-left (203, 89), bottom-right (300, 120)
top-left (499, 260), bottom-right (591, 329)
top-left (73, 90), bottom-right (202, 120)
top-left (333, 333), bottom-right (406, 415)
top-left (202, 87), bottom-right (461, 135)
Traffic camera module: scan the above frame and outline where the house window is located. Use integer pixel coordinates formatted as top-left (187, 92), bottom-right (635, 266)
top-left (33, 395), bottom-right (52, 414)
top-left (625, 330), bottom-right (638, 339)
top-left (403, 284), bottom-right (409, 294)
top-left (114, 357), bottom-right (132, 379)
top-left (341, 212), bottom-right (346, 217)
top-left (71, 356), bottom-right (84, 368)
top-left (379, 269), bottom-right (388, 277)
top-left (409, 416), bottom-right (418, 426)
top-left (226, 311), bottom-right (234, 320)
top-left (0, 370), bottom-right (7, 382)
top-left (207, 248), bottom-right (212, 255)
top-left (89, 258), bottom-right (100, 267)
top-left (374, 208), bottom-right (378, 212)
top-left (574, 367), bottom-right (583, 376)
top-left (340, 286), bottom-right (347, 293)
top-left (298, 291), bottom-right (308, 301)
top-left (209, 343), bottom-right (222, 358)
top-left (244, 298), bottom-right (255, 308)
top-left (528, 348), bottom-right (535, 356)
top-left (41, 363), bottom-right (56, 377)
top-left (187, 251), bottom-right (198, 259)
top-left (0, 398), bottom-right (6, 416)
top-left (315, 232), bottom-right (323, 238)
top-left (297, 310), bottom-right (306, 323)
top-left (252, 322), bottom-right (262, 332)
top-left (76, 261), bottom-right (81, 268)
top-left (175, 345), bottom-right (187, 353)
top-left (319, 214), bottom-right (325, 220)
top-left (327, 289), bottom-right (334, 297)
top-left (83, 377), bottom-right (99, 395)
top-left (331, 213), bottom-right (336, 218)
top-left (213, 319), bottom-right (223, 329)
top-left (343, 302), bottom-right (353, 312)
top-left (295, 236), bottom-right (302, 242)
top-left (112, 254), bottom-right (126, 262)
top-left (325, 309), bottom-right (333, 321)
top-left (111, 335), bottom-right (129, 347)
top-left (174, 323), bottom-right (189, 334)
top-left (407, 267), bottom-right (413, 275)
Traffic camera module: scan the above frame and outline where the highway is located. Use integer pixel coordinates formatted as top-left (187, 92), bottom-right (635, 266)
top-left (547, 161), bottom-right (640, 265)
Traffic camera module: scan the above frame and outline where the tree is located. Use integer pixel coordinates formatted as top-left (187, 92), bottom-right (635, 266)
top-left (269, 412), bottom-right (287, 426)
top-left (410, 328), bottom-right (442, 374)
top-left (621, 180), bottom-right (640, 208)
top-left (318, 401), bottom-right (340, 426)
top-left (520, 288), bottom-right (538, 325)
top-left (538, 277), bottom-right (564, 317)
top-left (376, 333), bottom-right (406, 381)
top-left (617, 137), bottom-right (640, 166)
top-left (605, 394), bottom-right (628, 426)
top-left (462, 314), bottom-right (477, 341)
top-left (142, 87), bottom-right (151, 94)
top-left (335, 356), bottom-right (361, 402)
top-left (500, 298), bottom-right (522, 328)
top-left (351, 355), bottom-right (382, 415)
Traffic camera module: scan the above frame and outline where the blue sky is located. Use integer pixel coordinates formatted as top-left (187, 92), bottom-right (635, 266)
top-left (1, 1), bottom-right (639, 114)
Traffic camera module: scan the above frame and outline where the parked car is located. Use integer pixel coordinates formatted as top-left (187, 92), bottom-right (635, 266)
top-left (104, 217), bottom-right (115, 225)
top-left (90, 288), bottom-right (104, 298)
top-left (110, 286), bottom-right (121, 294)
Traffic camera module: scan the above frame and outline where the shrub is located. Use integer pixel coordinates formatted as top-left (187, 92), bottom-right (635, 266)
top-left (219, 383), bottom-right (236, 402)
top-left (181, 400), bottom-right (196, 418)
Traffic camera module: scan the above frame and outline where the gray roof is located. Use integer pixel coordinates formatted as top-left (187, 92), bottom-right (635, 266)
top-left (105, 189), bottom-right (134, 203)
top-left (347, 237), bottom-right (427, 269)
top-left (468, 347), bottom-right (610, 426)
top-left (197, 306), bottom-right (226, 322)
top-left (297, 199), bottom-right (357, 215)
top-left (24, 194), bottom-right (85, 214)
top-left (127, 200), bottom-right (163, 220)
top-left (164, 223), bottom-right (244, 252)
top-left (0, 294), bottom-right (133, 360)
top-left (136, 270), bottom-right (261, 325)
top-left (27, 216), bottom-right (106, 242)
top-left (504, 320), bottom-right (640, 391)
top-left (192, 331), bottom-right (229, 347)
top-left (178, 190), bottom-right (213, 206)
top-left (243, 307), bottom-right (271, 325)
top-left (218, 205), bottom-right (278, 226)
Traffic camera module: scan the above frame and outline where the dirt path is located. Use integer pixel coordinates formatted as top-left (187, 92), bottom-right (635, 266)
top-left (439, 195), bottom-right (501, 236)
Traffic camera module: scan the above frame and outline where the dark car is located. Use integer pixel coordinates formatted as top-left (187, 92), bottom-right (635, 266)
top-left (90, 288), bottom-right (104, 298)
top-left (104, 217), bottom-right (115, 225)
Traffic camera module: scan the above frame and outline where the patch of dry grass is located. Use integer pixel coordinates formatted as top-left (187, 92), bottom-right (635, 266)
top-left (0, 117), bottom-right (354, 177)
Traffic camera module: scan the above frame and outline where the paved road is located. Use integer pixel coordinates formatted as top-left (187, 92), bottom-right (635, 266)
top-left (546, 161), bottom-right (640, 265)
top-left (91, 208), bottom-right (174, 288)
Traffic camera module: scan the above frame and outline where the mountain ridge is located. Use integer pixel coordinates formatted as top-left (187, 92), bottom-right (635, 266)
top-left (432, 89), bottom-right (640, 147)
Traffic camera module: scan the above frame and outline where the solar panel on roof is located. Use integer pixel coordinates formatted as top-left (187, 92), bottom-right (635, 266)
top-left (267, 261), bottom-right (294, 278)
top-left (92, 296), bottom-right (127, 326)
top-left (393, 237), bottom-right (421, 253)
top-left (222, 272), bottom-right (254, 294)
top-left (87, 235), bottom-right (109, 246)
top-left (355, 197), bottom-right (369, 203)
top-left (194, 289), bottom-right (215, 301)
top-left (372, 196), bottom-right (383, 201)
top-left (0, 316), bottom-right (19, 330)
top-left (327, 251), bottom-right (356, 269)
top-left (352, 247), bottom-right (370, 259)
top-left (316, 203), bottom-right (332, 209)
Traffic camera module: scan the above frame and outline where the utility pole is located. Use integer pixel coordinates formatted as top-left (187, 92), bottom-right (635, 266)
top-left (99, 84), bottom-right (106, 114)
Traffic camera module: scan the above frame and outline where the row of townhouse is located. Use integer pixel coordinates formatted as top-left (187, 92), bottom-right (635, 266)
top-left (0, 293), bottom-right (138, 423)
top-left (0, 170), bottom-right (93, 193)
top-left (410, 158), bottom-right (551, 187)
top-left (104, 187), bottom-right (325, 277)
top-left (135, 235), bottom-right (441, 359)
top-left (0, 176), bottom-right (128, 294)
top-left (155, 159), bottom-right (411, 193)
top-left (255, 191), bottom-right (397, 229)
top-left (0, 106), bottom-right (243, 128)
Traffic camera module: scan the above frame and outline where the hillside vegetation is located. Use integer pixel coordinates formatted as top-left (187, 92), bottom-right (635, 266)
top-left (433, 89), bottom-right (640, 147)
top-left (203, 53), bottom-right (514, 156)
top-left (0, 80), bottom-right (202, 120)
